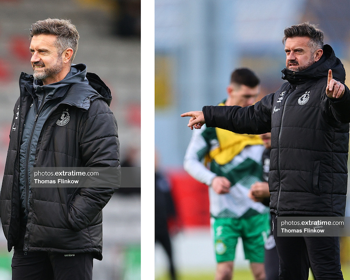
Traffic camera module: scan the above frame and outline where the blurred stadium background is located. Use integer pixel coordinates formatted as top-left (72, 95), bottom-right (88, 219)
top-left (0, 0), bottom-right (140, 279)
top-left (155, 0), bottom-right (350, 279)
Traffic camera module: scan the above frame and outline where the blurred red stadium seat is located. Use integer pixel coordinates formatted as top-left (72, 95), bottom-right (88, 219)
top-left (10, 36), bottom-right (31, 61)
top-left (0, 58), bottom-right (12, 82)
top-left (126, 103), bottom-right (140, 127)
top-left (0, 124), bottom-right (10, 146)
top-left (167, 169), bottom-right (210, 228)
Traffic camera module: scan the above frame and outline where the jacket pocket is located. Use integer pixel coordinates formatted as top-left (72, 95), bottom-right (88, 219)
top-left (312, 161), bottom-right (320, 195)
top-left (67, 188), bottom-right (79, 207)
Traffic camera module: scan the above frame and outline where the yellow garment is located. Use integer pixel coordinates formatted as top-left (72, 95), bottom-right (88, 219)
top-left (208, 103), bottom-right (263, 165)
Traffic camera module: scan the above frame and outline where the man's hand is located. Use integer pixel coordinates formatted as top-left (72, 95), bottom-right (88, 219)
top-left (326, 69), bottom-right (345, 99)
top-left (211, 176), bottom-right (231, 194)
top-left (181, 111), bottom-right (205, 130)
top-left (248, 182), bottom-right (269, 202)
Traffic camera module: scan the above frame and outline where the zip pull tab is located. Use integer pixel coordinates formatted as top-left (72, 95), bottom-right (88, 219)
top-left (15, 105), bottom-right (20, 120)
top-left (35, 114), bottom-right (39, 122)
top-left (12, 105), bottom-right (21, 131)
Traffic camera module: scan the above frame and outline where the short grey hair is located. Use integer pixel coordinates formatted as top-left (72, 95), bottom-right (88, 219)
top-left (30, 18), bottom-right (80, 62)
top-left (282, 22), bottom-right (324, 52)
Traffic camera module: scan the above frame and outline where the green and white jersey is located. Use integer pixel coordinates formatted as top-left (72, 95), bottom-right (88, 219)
top-left (184, 125), bottom-right (268, 218)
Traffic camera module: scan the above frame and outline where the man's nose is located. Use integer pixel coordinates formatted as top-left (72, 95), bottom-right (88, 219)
top-left (31, 52), bottom-right (40, 63)
top-left (287, 51), bottom-right (295, 60)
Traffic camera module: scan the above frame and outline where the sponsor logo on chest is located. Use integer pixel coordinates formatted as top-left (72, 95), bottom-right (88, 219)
top-left (273, 91), bottom-right (286, 114)
top-left (277, 91), bottom-right (285, 103)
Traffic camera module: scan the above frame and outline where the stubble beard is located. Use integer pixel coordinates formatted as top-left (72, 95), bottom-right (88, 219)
top-left (33, 56), bottom-right (63, 82)
top-left (287, 53), bottom-right (316, 72)
top-left (294, 59), bottom-right (315, 72)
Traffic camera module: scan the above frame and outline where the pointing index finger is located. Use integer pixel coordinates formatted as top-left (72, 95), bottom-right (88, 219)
top-left (328, 69), bottom-right (333, 85)
top-left (181, 112), bottom-right (193, 118)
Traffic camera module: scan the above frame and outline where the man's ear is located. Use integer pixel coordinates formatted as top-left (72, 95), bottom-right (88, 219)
top-left (314, 49), bottom-right (323, 62)
top-left (227, 84), bottom-right (234, 96)
top-left (62, 48), bottom-right (74, 64)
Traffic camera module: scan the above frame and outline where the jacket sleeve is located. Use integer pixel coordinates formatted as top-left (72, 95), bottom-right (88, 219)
top-left (68, 98), bottom-right (120, 231)
top-left (327, 85), bottom-right (350, 123)
top-left (183, 126), bottom-right (216, 186)
top-left (203, 93), bottom-right (274, 134)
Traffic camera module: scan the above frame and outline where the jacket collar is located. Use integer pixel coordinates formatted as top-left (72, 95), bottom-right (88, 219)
top-left (19, 65), bottom-right (111, 110)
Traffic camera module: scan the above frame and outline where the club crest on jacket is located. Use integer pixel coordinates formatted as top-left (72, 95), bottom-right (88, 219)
top-left (56, 109), bottom-right (70, 126)
top-left (298, 91), bottom-right (310, 105)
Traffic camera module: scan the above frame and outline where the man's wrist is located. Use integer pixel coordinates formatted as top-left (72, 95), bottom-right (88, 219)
top-left (208, 175), bottom-right (216, 187)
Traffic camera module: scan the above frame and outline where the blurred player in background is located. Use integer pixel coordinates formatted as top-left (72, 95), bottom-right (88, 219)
top-left (184, 68), bottom-right (269, 280)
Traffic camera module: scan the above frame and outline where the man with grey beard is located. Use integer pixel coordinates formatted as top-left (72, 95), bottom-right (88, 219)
top-left (0, 18), bottom-right (120, 280)
top-left (182, 22), bottom-right (350, 280)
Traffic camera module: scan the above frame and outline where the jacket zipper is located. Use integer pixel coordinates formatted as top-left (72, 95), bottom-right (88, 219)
top-left (276, 87), bottom-right (294, 216)
top-left (23, 88), bottom-right (50, 252)
top-left (24, 93), bottom-right (41, 217)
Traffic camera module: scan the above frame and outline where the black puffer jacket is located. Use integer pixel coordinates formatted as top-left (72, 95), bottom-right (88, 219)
top-left (0, 69), bottom-right (120, 260)
top-left (203, 45), bottom-right (350, 217)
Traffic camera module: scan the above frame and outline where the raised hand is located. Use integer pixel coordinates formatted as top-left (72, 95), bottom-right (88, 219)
top-left (180, 111), bottom-right (205, 130)
top-left (326, 69), bottom-right (345, 99)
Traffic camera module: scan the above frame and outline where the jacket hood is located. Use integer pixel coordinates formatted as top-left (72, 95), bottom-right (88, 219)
top-left (61, 63), bottom-right (113, 106)
top-left (86, 72), bottom-right (112, 106)
top-left (281, 44), bottom-right (346, 85)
